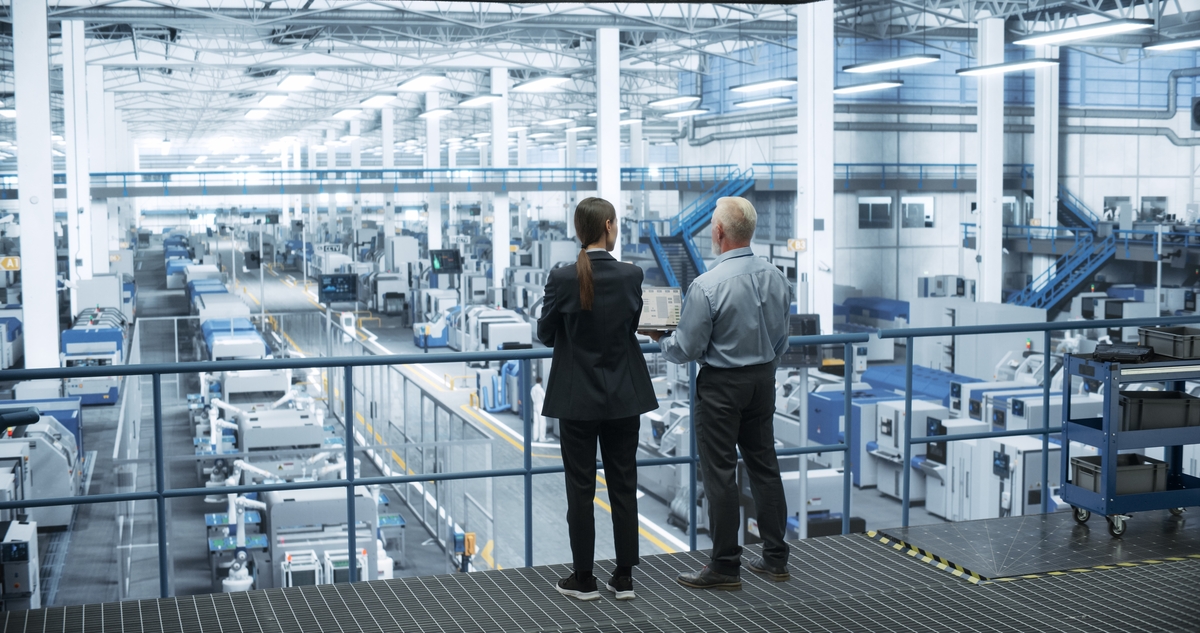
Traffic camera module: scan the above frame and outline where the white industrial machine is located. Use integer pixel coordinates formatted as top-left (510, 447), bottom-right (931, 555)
top-left (449, 307), bottom-right (532, 359)
top-left (310, 250), bottom-right (352, 277)
top-left (981, 388), bottom-right (1045, 429)
top-left (909, 299), bottom-right (1045, 378)
top-left (0, 521), bottom-right (39, 611)
top-left (60, 307), bottom-right (129, 405)
top-left (0, 415), bottom-right (80, 530)
top-left (195, 293), bottom-right (252, 322)
top-left (0, 316), bottom-right (22, 370)
top-left (992, 351), bottom-right (1062, 386)
top-left (920, 417), bottom-right (988, 520)
top-left (948, 380), bottom-right (1027, 420)
top-left (1103, 300), bottom-right (1156, 342)
top-left (917, 275), bottom-right (975, 299)
top-left (870, 400), bottom-right (948, 502)
top-left (1003, 393), bottom-right (1104, 431)
top-left (0, 443), bottom-right (30, 524)
top-left (258, 487), bottom-right (380, 589)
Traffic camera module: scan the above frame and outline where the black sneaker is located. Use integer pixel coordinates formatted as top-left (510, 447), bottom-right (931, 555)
top-left (676, 566), bottom-right (742, 590)
top-left (605, 574), bottom-right (635, 600)
top-left (744, 555), bottom-right (789, 581)
top-left (555, 573), bottom-right (600, 601)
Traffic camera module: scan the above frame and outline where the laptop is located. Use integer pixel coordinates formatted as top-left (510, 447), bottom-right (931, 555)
top-left (639, 287), bottom-right (683, 331)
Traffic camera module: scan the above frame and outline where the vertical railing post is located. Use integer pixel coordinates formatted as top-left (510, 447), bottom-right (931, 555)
top-left (153, 373), bottom-right (169, 598)
top-left (688, 360), bottom-right (698, 551)
top-left (1041, 328), bottom-right (1052, 514)
top-left (842, 342), bottom-right (853, 535)
top-left (901, 338), bottom-right (914, 527)
top-left (521, 358), bottom-right (533, 567)
top-left (344, 366), bottom-right (357, 581)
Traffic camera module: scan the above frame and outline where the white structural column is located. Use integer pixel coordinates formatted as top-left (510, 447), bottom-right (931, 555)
top-left (279, 146), bottom-right (290, 226)
top-left (796, 2), bottom-right (834, 331)
top-left (306, 143), bottom-right (317, 242)
top-left (977, 17), bottom-right (1005, 303)
top-left (566, 129), bottom-right (578, 237)
top-left (630, 118), bottom-right (646, 219)
top-left (350, 119), bottom-right (362, 234)
top-left (291, 142), bottom-right (301, 227)
top-left (596, 27), bottom-right (621, 260)
top-left (1032, 44), bottom-right (1060, 284)
top-left (14, 0), bottom-right (60, 368)
top-left (426, 92), bottom-right (443, 251)
top-left (86, 62), bottom-right (109, 274)
top-left (447, 145), bottom-right (458, 236)
top-left (491, 68), bottom-right (510, 296)
top-left (382, 107), bottom-right (396, 246)
top-left (62, 19), bottom-right (92, 305)
top-left (516, 128), bottom-right (528, 235)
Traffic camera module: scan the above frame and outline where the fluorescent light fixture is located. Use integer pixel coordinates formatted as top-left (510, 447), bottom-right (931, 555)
top-left (662, 108), bottom-right (709, 118)
top-left (51, 134), bottom-right (63, 142)
top-left (51, 149), bottom-right (64, 157)
top-left (619, 118), bottom-right (643, 126)
top-left (566, 125), bottom-right (594, 133)
top-left (333, 109), bottom-right (362, 120)
top-left (733, 96), bottom-right (793, 109)
top-left (508, 126), bottom-right (529, 133)
top-left (418, 108), bottom-right (453, 119)
top-left (842, 55), bottom-right (940, 74)
top-left (458, 94), bottom-right (501, 108)
top-left (648, 95), bottom-right (701, 109)
top-left (955, 59), bottom-right (1058, 77)
top-left (340, 134), bottom-right (360, 142)
top-left (729, 77), bottom-right (799, 92)
top-left (232, 155), bottom-right (248, 163)
top-left (512, 75), bottom-right (571, 92)
top-left (528, 132), bottom-right (553, 139)
top-left (447, 137), bottom-right (464, 143)
top-left (195, 156), bottom-right (207, 164)
top-left (397, 75), bottom-right (446, 92)
top-left (258, 94), bottom-right (289, 107)
top-left (311, 145), bottom-right (326, 152)
top-left (1144, 36), bottom-right (1200, 51)
top-left (832, 80), bottom-right (904, 94)
top-left (586, 108), bottom-right (629, 117)
top-left (472, 132), bottom-right (491, 138)
top-left (1015, 19), bottom-right (1151, 46)
top-left (276, 73), bottom-right (316, 91)
top-left (657, 141), bottom-right (677, 147)
top-left (0, 110), bottom-right (15, 119)
top-left (245, 109), bottom-right (270, 120)
top-left (359, 95), bottom-right (396, 108)
top-left (540, 117), bottom-right (574, 126)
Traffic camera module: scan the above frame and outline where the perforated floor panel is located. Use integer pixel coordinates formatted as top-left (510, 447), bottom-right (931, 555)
top-left (5, 531), bottom-right (1200, 633)
top-left (878, 509), bottom-right (1200, 580)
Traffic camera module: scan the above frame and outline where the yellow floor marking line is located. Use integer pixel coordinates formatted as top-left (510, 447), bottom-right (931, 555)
top-left (459, 404), bottom-right (524, 452)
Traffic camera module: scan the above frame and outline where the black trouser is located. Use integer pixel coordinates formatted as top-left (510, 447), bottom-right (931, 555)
top-left (558, 415), bottom-right (640, 577)
top-left (695, 362), bottom-right (789, 576)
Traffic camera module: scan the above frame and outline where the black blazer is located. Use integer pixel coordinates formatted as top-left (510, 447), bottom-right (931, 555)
top-left (537, 251), bottom-right (658, 421)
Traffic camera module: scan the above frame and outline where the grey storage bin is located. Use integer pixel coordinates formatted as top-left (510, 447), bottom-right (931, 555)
top-left (1071, 454), bottom-right (1168, 495)
top-left (1118, 391), bottom-right (1200, 431)
top-left (1138, 326), bottom-right (1200, 359)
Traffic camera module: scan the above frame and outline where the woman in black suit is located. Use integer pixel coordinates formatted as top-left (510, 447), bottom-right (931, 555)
top-left (537, 196), bottom-right (658, 602)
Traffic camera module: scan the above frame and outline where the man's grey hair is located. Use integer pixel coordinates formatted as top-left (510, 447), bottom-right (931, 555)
top-left (713, 197), bottom-right (757, 243)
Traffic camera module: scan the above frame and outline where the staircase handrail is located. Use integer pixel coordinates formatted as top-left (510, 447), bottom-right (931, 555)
top-left (670, 167), bottom-right (742, 235)
top-left (641, 221), bottom-right (679, 288)
top-left (1057, 184), bottom-right (1100, 230)
top-left (681, 233), bottom-right (707, 280)
top-left (673, 167), bottom-right (756, 236)
top-left (1006, 232), bottom-right (1095, 306)
top-left (1036, 234), bottom-right (1117, 309)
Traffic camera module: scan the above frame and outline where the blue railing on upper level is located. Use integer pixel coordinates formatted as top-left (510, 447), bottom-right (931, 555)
top-left (1057, 184), bottom-right (1100, 231)
top-left (670, 167), bottom-right (755, 236)
top-left (752, 162), bottom-right (1035, 191)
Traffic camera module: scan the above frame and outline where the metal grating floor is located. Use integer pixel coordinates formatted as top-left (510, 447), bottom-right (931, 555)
top-left (879, 509), bottom-right (1200, 579)
top-left (4, 532), bottom-right (1200, 633)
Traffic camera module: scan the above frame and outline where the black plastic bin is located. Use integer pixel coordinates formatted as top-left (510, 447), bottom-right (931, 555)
top-left (1138, 326), bottom-right (1200, 359)
top-left (1117, 391), bottom-right (1200, 431)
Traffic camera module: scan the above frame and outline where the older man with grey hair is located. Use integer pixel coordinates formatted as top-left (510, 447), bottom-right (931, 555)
top-left (642, 196), bottom-right (794, 590)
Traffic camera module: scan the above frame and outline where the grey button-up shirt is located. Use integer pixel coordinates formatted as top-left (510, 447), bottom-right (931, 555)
top-left (659, 246), bottom-right (794, 368)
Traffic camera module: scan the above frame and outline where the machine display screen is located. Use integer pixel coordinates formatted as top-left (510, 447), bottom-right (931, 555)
top-left (318, 274), bottom-right (358, 304)
top-left (1, 542), bottom-right (27, 563)
top-left (926, 417), bottom-right (947, 465)
top-left (993, 451), bottom-right (1010, 478)
top-left (1012, 399), bottom-right (1025, 418)
top-left (950, 383), bottom-right (961, 399)
top-left (430, 249), bottom-right (463, 275)
top-left (968, 399), bottom-right (983, 420)
top-left (992, 408), bottom-right (1006, 429)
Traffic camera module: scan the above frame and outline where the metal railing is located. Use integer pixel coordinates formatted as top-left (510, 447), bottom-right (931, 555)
top-left (752, 162), bottom-right (1034, 191)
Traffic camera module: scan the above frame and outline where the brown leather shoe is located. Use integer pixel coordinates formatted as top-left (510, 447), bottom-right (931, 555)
top-left (676, 566), bottom-right (742, 590)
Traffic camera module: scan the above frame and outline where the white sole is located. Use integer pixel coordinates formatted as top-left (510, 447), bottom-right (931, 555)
top-left (555, 584), bottom-right (600, 601)
top-left (605, 583), bottom-right (635, 600)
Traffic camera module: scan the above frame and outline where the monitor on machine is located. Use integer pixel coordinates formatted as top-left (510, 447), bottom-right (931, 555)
top-left (430, 249), bottom-right (463, 275)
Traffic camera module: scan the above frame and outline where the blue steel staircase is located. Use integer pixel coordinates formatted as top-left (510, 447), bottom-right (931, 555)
top-left (642, 166), bottom-right (755, 291)
top-left (1007, 185), bottom-right (1115, 311)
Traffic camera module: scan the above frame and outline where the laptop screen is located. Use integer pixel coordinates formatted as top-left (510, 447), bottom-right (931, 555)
top-left (639, 287), bottom-right (683, 329)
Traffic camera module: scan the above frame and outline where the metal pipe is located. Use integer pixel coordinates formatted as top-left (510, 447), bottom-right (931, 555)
top-left (901, 338), bottom-right (913, 528)
top-left (153, 374), bottom-right (169, 598)
top-left (842, 342), bottom-right (853, 536)
top-left (343, 366), bottom-right (356, 583)
top-left (520, 359), bottom-right (533, 568)
top-left (1041, 329), bottom-right (1051, 515)
top-left (688, 361), bottom-right (698, 551)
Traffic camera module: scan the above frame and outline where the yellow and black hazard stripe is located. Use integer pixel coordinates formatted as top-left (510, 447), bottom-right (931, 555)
top-left (867, 531), bottom-right (1200, 585)
top-left (866, 530), bottom-right (986, 584)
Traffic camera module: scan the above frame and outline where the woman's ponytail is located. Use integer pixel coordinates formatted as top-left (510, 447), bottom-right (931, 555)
top-left (573, 197), bottom-right (617, 311)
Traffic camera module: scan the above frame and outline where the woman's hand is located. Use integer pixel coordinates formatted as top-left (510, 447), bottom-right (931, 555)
top-left (638, 330), bottom-right (665, 342)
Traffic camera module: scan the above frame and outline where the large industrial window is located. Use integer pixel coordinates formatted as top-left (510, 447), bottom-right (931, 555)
top-left (858, 197), bottom-right (893, 229)
top-left (1141, 196), bottom-right (1168, 222)
top-left (901, 196), bottom-right (935, 228)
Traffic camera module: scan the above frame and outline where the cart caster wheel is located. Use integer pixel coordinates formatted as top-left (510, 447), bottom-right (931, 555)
top-left (1073, 507), bottom-right (1091, 524)
top-left (1169, 507), bottom-right (1185, 517)
top-left (1107, 516), bottom-right (1127, 538)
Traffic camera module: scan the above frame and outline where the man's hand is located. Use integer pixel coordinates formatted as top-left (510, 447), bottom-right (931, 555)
top-left (638, 330), bottom-right (666, 342)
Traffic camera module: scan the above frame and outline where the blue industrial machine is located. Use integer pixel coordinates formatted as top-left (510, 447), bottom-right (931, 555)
top-left (60, 307), bottom-right (129, 405)
top-left (188, 279), bottom-right (230, 311)
top-left (863, 365), bottom-right (981, 408)
top-left (806, 388), bottom-right (903, 488)
top-left (836, 297), bottom-right (909, 327)
top-left (200, 318), bottom-right (271, 361)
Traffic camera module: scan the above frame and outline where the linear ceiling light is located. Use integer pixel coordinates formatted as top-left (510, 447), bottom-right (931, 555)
top-left (648, 95), bottom-right (701, 109)
top-left (586, 108), bottom-right (629, 117)
top-left (245, 109), bottom-right (269, 120)
top-left (508, 126), bottom-right (529, 133)
top-left (1014, 19), bottom-right (1152, 46)
top-left (955, 59), bottom-right (1058, 76)
top-left (472, 132), bottom-right (491, 138)
top-left (566, 125), bottom-right (594, 133)
top-left (842, 55), bottom-right (940, 74)
top-left (359, 95), bottom-right (396, 108)
top-left (528, 132), bottom-right (554, 139)
top-left (832, 80), bottom-right (904, 94)
top-left (540, 117), bottom-right (574, 126)
top-left (258, 94), bottom-right (289, 108)
top-left (662, 108), bottom-right (709, 118)
top-left (276, 73), bottom-right (316, 91)
top-left (397, 75), bottom-right (446, 92)
top-left (619, 118), bottom-right (643, 125)
top-left (733, 96), bottom-right (793, 109)
top-left (512, 76), bottom-right (570, 92)
top-left (458, 94), bottom-right (501, 108)
top-left (0, 110), bottom-right (14, 119)
top-left (729, 78), bottom-right (798, 92)
top-left (333, 109), bottom-right (362, 120)
top-left (1144, 36), bottom-right (1200, 51)
top-left (419, 108), bottom-right (453, 120)
top-left (194, 156), bottom-right (207, 164)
